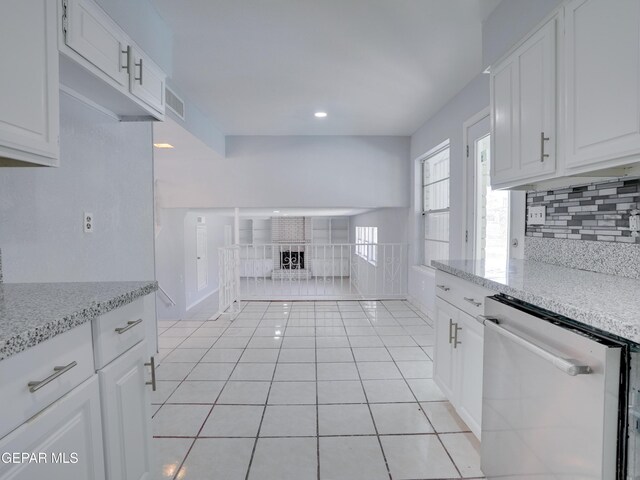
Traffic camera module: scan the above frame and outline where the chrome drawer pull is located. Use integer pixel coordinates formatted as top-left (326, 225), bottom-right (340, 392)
top-left (28, 361), bottom-right (78, 393)
top-left (464, 297), bottom-right (482, 307)
top-left (115, 318), bottom-right (143, 334)
top-left (145, 357), bottom-right (156, 391)
top-left (437, 285), bottom-right (451, 292)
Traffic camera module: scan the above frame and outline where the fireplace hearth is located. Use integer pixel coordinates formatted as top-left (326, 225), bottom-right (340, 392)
top-left (281, 251), bottom-right (304, 270)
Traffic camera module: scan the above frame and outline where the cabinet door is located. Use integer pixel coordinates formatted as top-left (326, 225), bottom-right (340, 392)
top-left (0, 376), bottom-right (105, 480)
top-left (64, 0), bottom-right (129, 87)
top-left (565, 0), bottom-right (640, 170)
top-left (491, 17), bottom-right (557, 186)
top-left (99, 341), bottom-right (152, 480)
top-left (434, 298), bottom-right (457, 399)
top-left (129, 47), bottom-right (166, 115)
top-left (0, 0), bottom-right (58, 165)
top-left (455, 311), bottom-right (484, 439)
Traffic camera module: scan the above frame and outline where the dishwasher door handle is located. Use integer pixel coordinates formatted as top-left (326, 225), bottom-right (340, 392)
top-left (484, 319), bottom-right (592, 376)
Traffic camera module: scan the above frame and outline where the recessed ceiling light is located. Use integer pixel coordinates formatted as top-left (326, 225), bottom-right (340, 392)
top-left (273, 210), bottom-right (280, 213)
top-left (314, 112), bottom-right (327, 118)
top-left (283, 213), bottom-right (289, 216)
top-left (153, 143), bottom-right (175, 149)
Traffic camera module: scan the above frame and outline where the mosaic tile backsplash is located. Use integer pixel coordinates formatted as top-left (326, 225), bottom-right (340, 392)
top-left (526, 177), bottom-right (640, 243)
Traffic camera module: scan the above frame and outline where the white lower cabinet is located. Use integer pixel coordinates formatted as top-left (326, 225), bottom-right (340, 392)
top-left (0, 376), bottom-right (106, 480)
top-left (434, 298), bottom-right (484, 439)
top-left (434, 298), bottom-right (457, 400)
top-left (99, 341), bottom-right (152, 480)
top-left (455, 310), bottom-right (484, 437)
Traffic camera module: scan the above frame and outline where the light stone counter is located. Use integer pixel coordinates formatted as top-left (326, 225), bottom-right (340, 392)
top-left (432, 259), bottom-right (640, 344)
top-left (0, 281), bottom-right (157, 361)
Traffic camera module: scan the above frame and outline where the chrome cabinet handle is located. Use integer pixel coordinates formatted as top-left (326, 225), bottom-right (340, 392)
top-left (121, 45), bottom-right (131, 72)
top-left (485, 319), bottom-right (591, 376)
top-left (540, 132), bottom-right (550, 162)
top-left (448, 318), bottom-right (454, 344)
top-left (145, 357), bottom-right (156, 391)
top-left (463, 297), bottom-right (482, 307)
top-left (453, 324), bottom-right (462, 349)
top-left (437, 285), bottom-right (451, 292)
top-left (135, 57), bottom-right (143, 84)
top-left (28, 361), bottom-right (77, 393)
top-left (115, 318), bottom-right (143, 334)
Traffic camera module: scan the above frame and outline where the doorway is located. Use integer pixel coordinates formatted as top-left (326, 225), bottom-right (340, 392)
top-left (196, 225), bottom-right (208, 291)
top-left (464, 109), bottom-right (525, 265)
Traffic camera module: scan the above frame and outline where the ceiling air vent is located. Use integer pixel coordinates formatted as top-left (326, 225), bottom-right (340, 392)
top-left (165, 86), bottom-right (185, 120)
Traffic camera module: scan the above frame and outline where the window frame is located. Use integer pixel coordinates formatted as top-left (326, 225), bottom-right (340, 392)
top-left (355, 226), bottom-right (378, 266)
top-left (420, 140), bottom-right (451, 268)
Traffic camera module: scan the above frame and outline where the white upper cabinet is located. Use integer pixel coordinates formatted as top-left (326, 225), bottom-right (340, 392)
top-left (491, 16), bottom-right (558, 188)
top-left (129, 46), bottom-right (166, 115)
top-left (0, 0), bottom-right (59, 166)
top-left (64, 0), bottom-right (129, 87)
top-left (564, 0), bottom-right (640, 172)
top-left (60, 0), bottom-right (166, 120)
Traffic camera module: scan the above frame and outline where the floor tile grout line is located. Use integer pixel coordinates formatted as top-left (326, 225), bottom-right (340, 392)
top-left (154, 301), bottom-right (475, 480)
top-left (243, 301), bottom-right (287, 480)
top-left (314, 303), bottom-right (321, 480)
top-left (165, 301), bottom-right (258, 480)
top-left (379, 307), bottom-right (465, 479)
top-left (349, 302), bottom-right (394, 480)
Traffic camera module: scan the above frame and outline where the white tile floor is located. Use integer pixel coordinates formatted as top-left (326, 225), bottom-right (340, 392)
top-left (152, 300), bottom-right (484, 480)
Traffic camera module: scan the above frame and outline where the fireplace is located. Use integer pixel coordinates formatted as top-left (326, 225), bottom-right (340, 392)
top-left (281, 251), bottom-right (304, 270)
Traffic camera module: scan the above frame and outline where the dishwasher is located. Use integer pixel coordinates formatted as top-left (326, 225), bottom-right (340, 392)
top-left (481, 295), bottom-right (631, 480)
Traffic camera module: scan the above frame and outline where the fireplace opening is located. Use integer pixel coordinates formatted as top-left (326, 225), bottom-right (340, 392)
top-left (282, 251), bottom-right (304, 270)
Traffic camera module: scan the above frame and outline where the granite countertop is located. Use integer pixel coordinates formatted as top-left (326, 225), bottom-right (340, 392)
top-left (0, 281), bottom-right (158, 361)
top-left (432, 259), bottom-right (640, 344)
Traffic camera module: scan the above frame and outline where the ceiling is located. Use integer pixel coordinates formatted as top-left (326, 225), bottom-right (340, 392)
top-left (151, 0), bottom-right (500, 136)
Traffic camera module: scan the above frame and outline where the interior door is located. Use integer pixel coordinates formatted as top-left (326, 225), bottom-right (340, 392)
top-left (465, 111), bottom-right (524, 262)
top-left (196, 225), bottom-right (208, 291)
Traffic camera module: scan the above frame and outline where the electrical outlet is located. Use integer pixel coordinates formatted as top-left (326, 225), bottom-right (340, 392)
top-left (84, 212), bottom-right (94, 233)
top-left (630, 209), bottom-right (639, 237)
top-left (527, 206), bottom-right (546, 226)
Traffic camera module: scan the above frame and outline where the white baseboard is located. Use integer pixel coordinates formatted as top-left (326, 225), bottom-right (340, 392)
top-left (407, 295), bottom-right (434, 320)
top-left (186, 288), bottom-right (218, 313)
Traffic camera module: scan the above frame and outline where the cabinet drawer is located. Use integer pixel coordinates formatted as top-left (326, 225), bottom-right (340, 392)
top-left (92, 298), bottom-right (146, 370)
top-left (435, 270), bottom-right (495, 318)
top-left (0, 322), bottom-right (94, 439)
top-left (0, 375), bottom-right (105, 480)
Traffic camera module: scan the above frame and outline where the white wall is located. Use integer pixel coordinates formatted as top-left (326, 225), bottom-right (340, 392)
top-left (407, 0), bottom-right (564, 318)
top-left (154, 208), bottom-right (233, 320)
top-left (156, 135), bottom-right (410, 209)
top-left (349, 208), bottom-right (408, 244)
top-left (348, 208), bottom-right (409, 297)
top-left (0, 93), bottom-right (155, 282)
top-left (482, 0), bottom-right (563, 69)
top-left (155, 208), bottom-right (187, 318)
top-left (407, 74), bottom-right (489, 316)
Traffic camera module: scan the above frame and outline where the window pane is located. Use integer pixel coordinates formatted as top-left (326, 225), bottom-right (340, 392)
top-left (423, 149), bottom-right (450, 185)
top-left (423, 179), bottom-right (449, 211)
top-left (425, 211), bottom-right (449, 241)
top-left (424, 240), bottom-right (449, 266)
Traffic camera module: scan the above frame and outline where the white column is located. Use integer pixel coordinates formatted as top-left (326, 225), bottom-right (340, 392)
top-left (234, 207), bottom-right (240, 245)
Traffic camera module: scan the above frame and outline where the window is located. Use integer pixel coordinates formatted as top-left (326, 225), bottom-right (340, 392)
top-left (355, 226), bottom-right (378, 265)
top-left (422, 142), bottom-right (450, 267)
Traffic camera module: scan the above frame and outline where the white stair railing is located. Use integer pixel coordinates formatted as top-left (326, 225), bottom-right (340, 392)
top-left (218, 243), bottom-right (407, 303)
